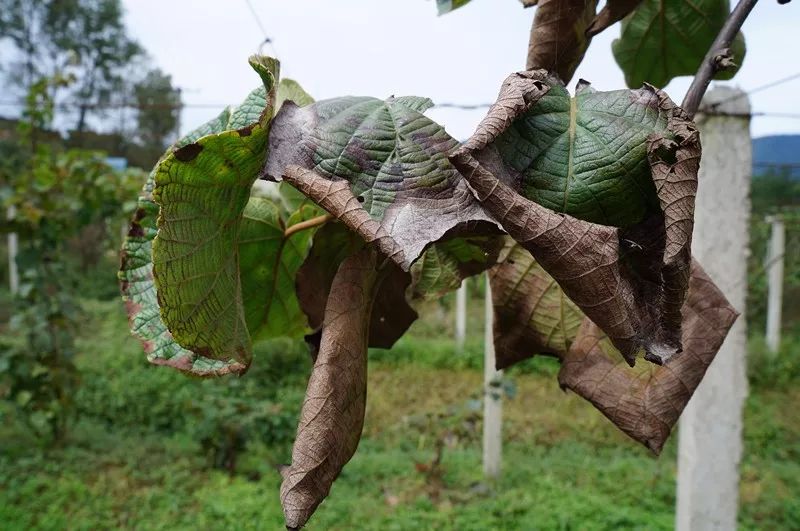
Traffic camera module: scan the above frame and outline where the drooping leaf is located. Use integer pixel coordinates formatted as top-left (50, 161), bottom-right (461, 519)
top-left (489, 238), bottom-right (583, 368)
top-left (280, 248), bottom-right (381, 529)
top-left (450, 70), bottom-right (701, 365)
top-left (488, 246), bottom-right (738, 452)
top-left (559, 260), bottom-right (739, 454)
top-left (149, 55), bottom-right (287, 374)
top-left (491, 76), bottom-right (669, 227)
top-left (121, 61), bottom-right (322, 376)
top-left (437, 0), bottom-right (472, 15)
top-left (120, 181), bottom-right (320, 375)
top-left (526, 0), bottom-right (597, 84)
top-left (119, 172), bottom-right (204, 372)
top-left (264, 95), bottom-right (497, 270)
top-left (585, 0), bottom-right (642, 37)
top-left (612, 0), bottom-right (746, 88)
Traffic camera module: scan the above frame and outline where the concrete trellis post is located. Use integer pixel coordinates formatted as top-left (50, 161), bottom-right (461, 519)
top-left (765, 215), bottom-right (785, 354)
top-left (483, 273), bottom-right (502, 479)
top-left (7, 205), bottom-right (19, 295)
top-left (455, 280), bottom-right (467, 354)
top-left (676, 87), bottom-right (751, 531)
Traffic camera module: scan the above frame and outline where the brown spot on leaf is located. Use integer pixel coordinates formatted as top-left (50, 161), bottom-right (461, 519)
top-left (174, 142), bottom-right (203, 162)
top-left (238, 125), bottom-right (253, 137)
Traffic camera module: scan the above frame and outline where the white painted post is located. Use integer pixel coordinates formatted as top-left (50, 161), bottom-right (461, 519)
top-left (7, 205), bottom-right (19, 295)
top-left (483, 273), bottom-right (502, 479)
top-left (455, 279), bottom-right (467, 353)
top-left (765, 215), bottom-right (784, 354)
top-left (676, 87), bottom-right (750, 531)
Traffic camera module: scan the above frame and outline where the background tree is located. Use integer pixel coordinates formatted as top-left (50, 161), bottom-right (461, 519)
top-left (0, 0), bottom-right (142, 136)
top-left (134, 68), bottom-right (182, 155)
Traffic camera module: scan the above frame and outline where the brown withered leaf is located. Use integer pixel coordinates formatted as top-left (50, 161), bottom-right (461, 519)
top-left (280, 248), bottom-right (381, 529)
top-left (450, 71), bottom-right (700, 366)
top-left (490, 238), bottom-right (583, 369)
top-left (586, 0), bottom-right (643, 37)
top-left (526, 0), bottom-right (598, 83)
top-left (559, 260), bottom-right (739, 454)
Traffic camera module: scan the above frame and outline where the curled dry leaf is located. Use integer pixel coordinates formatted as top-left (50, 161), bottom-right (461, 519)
top-left (526, 0), bottom-right (598, 84)
top-left (559, 260), bottom-right (739, 454)
top-left (264, 95), bottom-right (497, 271)
top-left (451, 70), bottom-right (700, 365)
top-left (489, 246), bottom-right (738, 452)
top-left (586, 0), bottom-right (643, 37)
top-left (280, 248), bottom-right (381, 529)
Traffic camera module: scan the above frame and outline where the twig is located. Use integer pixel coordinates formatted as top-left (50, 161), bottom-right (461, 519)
top-left (681, 0), bottom-right (759, 118)
top-left (283, 213), bottom-right (333, 238)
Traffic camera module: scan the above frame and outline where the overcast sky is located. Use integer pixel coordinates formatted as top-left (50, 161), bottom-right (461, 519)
top-left (122, 0), bottom-right (798, 141)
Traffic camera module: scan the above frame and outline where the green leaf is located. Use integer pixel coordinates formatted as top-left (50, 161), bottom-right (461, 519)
top-left (410, 236), bottom-right (503, 301)
top-left (493, 80), bottom-right (668, 227)
top-left (612, 0), bottom-right (746, 88)
top-left (265, 95), bottom-right (495, 269)
top-left (150, 56), bottom-right (280, 373)
top-left (238, 197), bottom-right (321, 340)
top-left (437, 0), bottom-right (472, 15)
top-left (120, 181), bottom-right (320, 376)
top-left (276, 78), bottom-right (314, 111)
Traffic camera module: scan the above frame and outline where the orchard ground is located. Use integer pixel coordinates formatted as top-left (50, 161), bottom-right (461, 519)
top-left (1, 292), bottom-right (798, 530)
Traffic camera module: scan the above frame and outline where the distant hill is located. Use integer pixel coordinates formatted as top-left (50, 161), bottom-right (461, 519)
top-left (752, 135), bottom-right (800, 178)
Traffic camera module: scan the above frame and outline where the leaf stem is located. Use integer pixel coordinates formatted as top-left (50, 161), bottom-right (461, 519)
top-left (283, 213), bottom-right (333, 238)
top-left (681, 0), bottom-right (759, 119)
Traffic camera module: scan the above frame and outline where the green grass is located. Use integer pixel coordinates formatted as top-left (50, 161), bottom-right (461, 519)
top-left (1, 297), bottom-right (798, 530)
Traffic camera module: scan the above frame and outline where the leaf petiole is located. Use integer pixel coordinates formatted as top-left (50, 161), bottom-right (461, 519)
top-left (283, 213), bottom-right (334, 238)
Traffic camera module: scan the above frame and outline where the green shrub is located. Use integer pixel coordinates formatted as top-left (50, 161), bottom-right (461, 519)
top-left (747, 333), bottom-right (800, 390)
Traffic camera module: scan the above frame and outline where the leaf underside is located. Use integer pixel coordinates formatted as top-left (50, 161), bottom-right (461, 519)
top-left (490, 246), bottom-right (737, 453)
top-left (490, 238), bottom-right (583, 368)
top-left (558, 260), bottom-right (738, 454)
top-left (281, 248), bottom-right (381, 529)
top-left (121, 57), bottom-right (328, 376)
